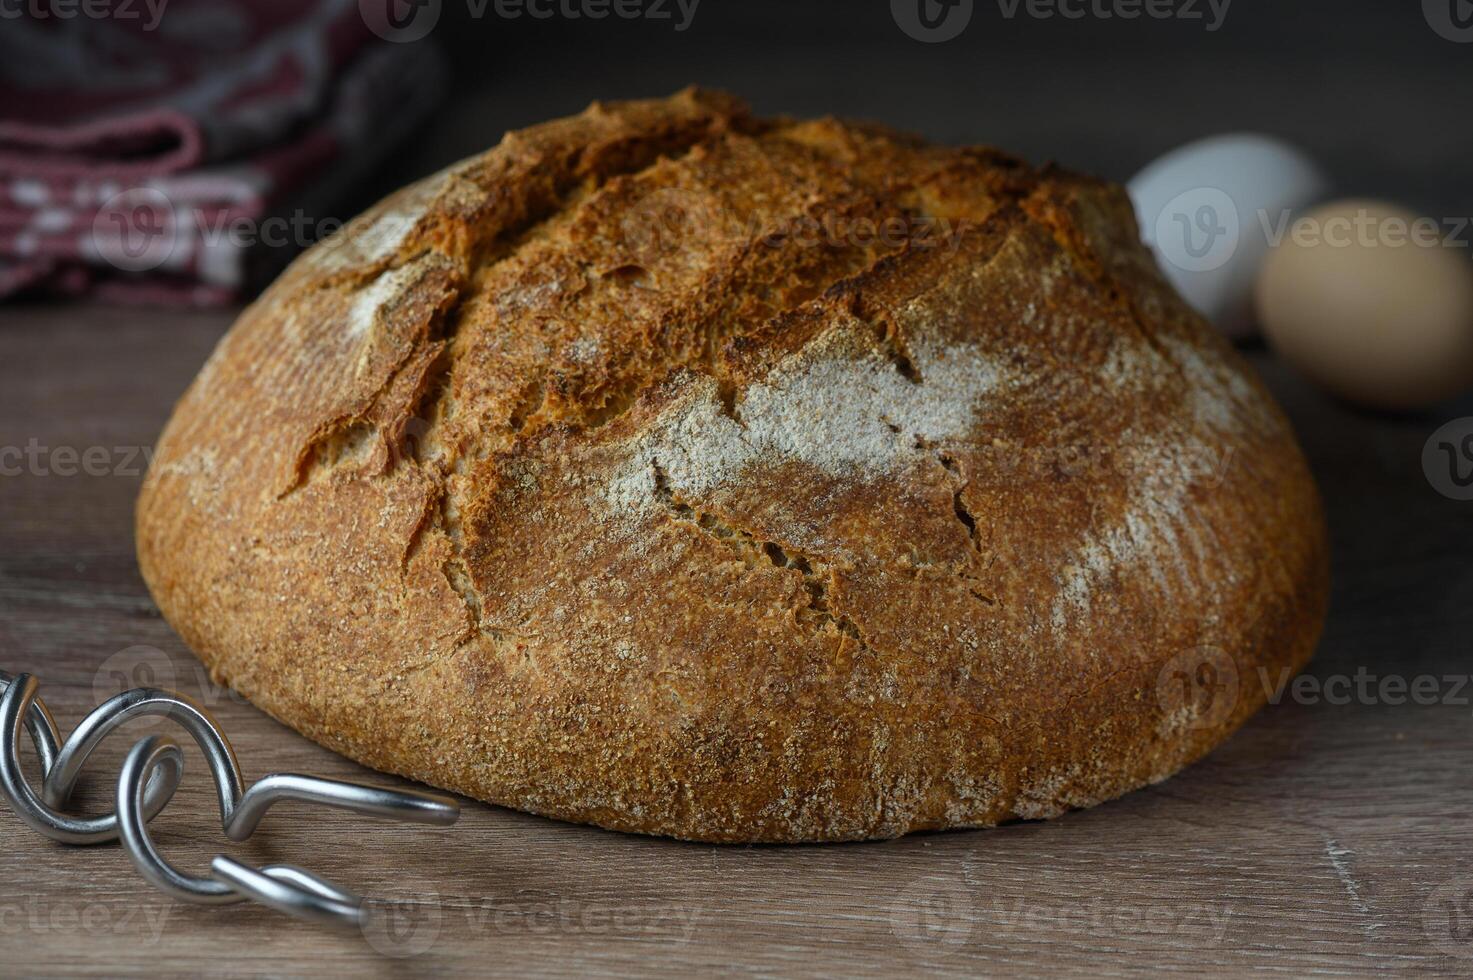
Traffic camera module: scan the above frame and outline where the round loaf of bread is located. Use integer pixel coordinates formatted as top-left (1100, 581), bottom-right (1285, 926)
top-left (137, 90), bottom-right (1328, 842)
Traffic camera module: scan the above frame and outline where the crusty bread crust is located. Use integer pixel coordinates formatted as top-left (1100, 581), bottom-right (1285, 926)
top-left (137, 89), bottom-right (1328, 842)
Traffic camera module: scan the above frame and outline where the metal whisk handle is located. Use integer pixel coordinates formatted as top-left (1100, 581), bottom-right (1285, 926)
top-left (0, 670), bottom-right (458, 928)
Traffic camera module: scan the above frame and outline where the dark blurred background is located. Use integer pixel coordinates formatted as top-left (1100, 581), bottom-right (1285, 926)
top-left (374, 0), bottom-right (1472, 220)
top-left (2, 0), bottom-right (1468, 305)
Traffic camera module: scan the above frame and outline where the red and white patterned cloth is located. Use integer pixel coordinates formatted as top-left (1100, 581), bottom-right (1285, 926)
top-left (0, 0), bottom-right (446, 306)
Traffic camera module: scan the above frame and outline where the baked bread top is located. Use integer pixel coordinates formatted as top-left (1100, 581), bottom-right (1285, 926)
top-left (137, 89), bottom-right (1328, 842)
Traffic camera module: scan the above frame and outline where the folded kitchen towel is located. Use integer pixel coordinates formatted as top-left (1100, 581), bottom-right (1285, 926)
top-left (0, 0), bottom-right (447, 306)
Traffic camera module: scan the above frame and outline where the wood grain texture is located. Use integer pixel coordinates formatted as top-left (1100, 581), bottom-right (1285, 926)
top-left (1, 302), bottom-right (1471, 978)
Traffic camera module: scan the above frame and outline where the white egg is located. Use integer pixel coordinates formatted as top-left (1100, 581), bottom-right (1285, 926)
top-left (1128, 134), bottom-right (1328, 339)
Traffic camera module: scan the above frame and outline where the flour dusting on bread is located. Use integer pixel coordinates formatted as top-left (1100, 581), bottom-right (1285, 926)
top-left (602, 328), bottom-right (1005, 517)
top-left (1048, 339), bottom-right (1248, 633)
top-left (348, 263), bottom-right (419, 339)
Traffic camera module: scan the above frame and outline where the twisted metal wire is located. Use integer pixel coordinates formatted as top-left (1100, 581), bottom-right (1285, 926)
top-left (0, 670), bottom-right (458, 928)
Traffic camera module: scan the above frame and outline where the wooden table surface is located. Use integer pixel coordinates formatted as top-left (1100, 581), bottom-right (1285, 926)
top-left (1, 300), bottom-right (1471, 978)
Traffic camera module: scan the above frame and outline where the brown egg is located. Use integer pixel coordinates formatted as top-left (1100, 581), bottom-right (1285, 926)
top-left (1256, 199), bottom-right (1473, 410)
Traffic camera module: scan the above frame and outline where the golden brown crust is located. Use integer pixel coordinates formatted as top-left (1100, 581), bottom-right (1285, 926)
top-left (136, 89), bottom-right (1328, 842)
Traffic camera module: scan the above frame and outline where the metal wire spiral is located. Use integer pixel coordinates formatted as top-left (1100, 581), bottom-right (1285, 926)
top-left (0, 670), bottom-right (458, 928)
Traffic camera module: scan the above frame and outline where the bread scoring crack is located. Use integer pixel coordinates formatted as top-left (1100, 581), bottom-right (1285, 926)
top-left (301, 93), bottom-right (1173, 695)
top-left (396, 112), bottom-right (993, 637)
top-left (851, 297), bottom-right (922, 385)
top-left (375, 99), bottom-right (755, 628)
top-left (650, 461), bottom-right (862, 642)
top-left (938, 454), bottom-right (980, 552)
